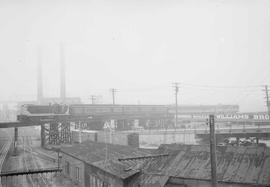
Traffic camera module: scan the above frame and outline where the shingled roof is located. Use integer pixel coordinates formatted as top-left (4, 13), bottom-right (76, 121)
top-left (130, 144), bottom-right (270, 186)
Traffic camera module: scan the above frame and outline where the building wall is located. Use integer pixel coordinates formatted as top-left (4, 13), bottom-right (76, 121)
top-left (72, 130), bottom-right (98, 143)
top-left (85, 163), bottom-right (124, 187)
top-left (97, 131), bottom-right (128, 146)
top-left (61, 153), bottom-right (85, 187)
top-left (97, 131), bottom-right (139, 148)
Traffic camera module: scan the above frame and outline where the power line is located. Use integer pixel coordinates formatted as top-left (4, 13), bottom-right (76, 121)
top-left (181, 83), bottom-right (261, 89)
top-left (83, 83), bottom-right (263, 93)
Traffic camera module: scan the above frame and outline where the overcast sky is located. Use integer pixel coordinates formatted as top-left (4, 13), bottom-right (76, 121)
top-left (0, 0), bottom-right (269, 112)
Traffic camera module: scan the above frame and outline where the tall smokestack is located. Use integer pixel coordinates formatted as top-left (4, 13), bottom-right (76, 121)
top-left (60, 42), bottom-right (66, 103)
top-left (37, 46), bottom-right (43, 104)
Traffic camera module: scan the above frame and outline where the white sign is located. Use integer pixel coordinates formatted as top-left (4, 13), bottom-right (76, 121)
top-left (178, 114), bottom-right (270, 121)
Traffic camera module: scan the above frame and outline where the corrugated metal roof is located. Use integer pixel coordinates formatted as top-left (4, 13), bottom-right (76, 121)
top-left (92, 159), bottom-right (140, 179)
top-left (60, 141), bottom-right (151, 179)
top-left (127, 172), bottom-right (169, 187)
top-left (61, 141), bottom-right (151, 163)
top-left (135, 144), bottom-right (270, 186)
top-left (61, 142), bottom-right (270, 185)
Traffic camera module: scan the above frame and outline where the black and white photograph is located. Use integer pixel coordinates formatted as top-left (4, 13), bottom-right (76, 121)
top-left (0, 0), bottom-right (270, 186)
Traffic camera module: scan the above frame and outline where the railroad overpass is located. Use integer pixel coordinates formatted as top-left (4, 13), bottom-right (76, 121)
top-left (126, 125), bottom-right (270, 144)
top-left (0, 104), bottom-right (171, 149)
top-left (0, 104), bottom-right (270, 149)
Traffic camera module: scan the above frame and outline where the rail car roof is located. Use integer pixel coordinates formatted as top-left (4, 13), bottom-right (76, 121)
top-left (69, 104), bottom-right (168, 107)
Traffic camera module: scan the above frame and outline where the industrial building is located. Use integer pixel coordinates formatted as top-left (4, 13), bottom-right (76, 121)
top-left (60, 141), bottom-right (151, 187)
top-left (60, 142), bottom-right (270, 187)
top-left (127, 144), bottom-right (270, 187)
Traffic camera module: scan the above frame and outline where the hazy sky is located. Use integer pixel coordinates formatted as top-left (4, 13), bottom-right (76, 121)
top-left (0, 0), bottom-right (269, 112)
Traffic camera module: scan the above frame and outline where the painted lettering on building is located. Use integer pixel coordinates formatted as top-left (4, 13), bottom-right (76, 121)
top-left (177, 114), bottom-right (270, 121)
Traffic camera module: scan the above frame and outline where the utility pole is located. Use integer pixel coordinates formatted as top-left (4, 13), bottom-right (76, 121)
top-left (110, 88), bottom-right (117, 105)
top-left (172, 82), bottom-right (179, 129)
top-left (209, 115), bottom-right (218, 187)
top-left (90, 95), bottom-right (96, 104)
top-left (263, 85), bottom-right (270, 116)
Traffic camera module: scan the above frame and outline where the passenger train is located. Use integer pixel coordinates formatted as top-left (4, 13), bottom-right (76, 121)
top-left (18, 104), bottom-right (240, 123)
top-left (19, 104), bottom-right (169, 117)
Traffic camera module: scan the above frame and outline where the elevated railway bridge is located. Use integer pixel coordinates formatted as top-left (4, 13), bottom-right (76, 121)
top-left (0, 104), bottom-right (270, 148)
top-left (0, 104), bottom-right (172, 149)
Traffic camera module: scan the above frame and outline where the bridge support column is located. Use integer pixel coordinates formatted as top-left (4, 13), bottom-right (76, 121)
top-left (13, 127), bottom-right (18, 155)
top-left (60, 122), bottom-right (71, 144)
top-left (49, 123), bottom-right (59, 145)
top-left (41, 122), bottom-right (72, 146)
top-left (236, 137), bottom-right (240, 146)
top-left (41, 124), bottom-right (45, 147)
top-left (256, 137), bottom-right (259, 144)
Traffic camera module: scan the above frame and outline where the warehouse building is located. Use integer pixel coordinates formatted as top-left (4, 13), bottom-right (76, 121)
top-left (60, 141), bottom-right (151, 187)
top-left (60, 142), bottom-right (270, 187)
top-left (127, 144), bottom-right (270, 187)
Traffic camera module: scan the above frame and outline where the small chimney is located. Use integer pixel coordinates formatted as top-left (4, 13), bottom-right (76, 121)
top-left (60, 42), bottom-right (66, 103)
top-left (37, 46), bottom-right (43, 104)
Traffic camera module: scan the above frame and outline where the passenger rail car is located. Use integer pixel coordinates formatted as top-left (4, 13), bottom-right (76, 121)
top-left (19, 104), bottom-right (169, 119)
top-left (68, 104), bottom-right (168, 117)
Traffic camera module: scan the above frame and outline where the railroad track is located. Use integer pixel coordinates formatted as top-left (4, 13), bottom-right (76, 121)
top-left (22, 136), bottom-right (35, 187)
top-left (23, 146), bottom-right (56, 163)
top-left (26, 136), bottom-right (51, 187)
top-left (21, 130), bottom-right (51, 187)
top-left (0, 139), bottom-right (11, 187)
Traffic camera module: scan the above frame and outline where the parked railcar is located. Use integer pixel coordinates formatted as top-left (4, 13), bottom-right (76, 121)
top-left (20, 104), bottom-right (69, 116)
top-left (122, 105), bottom-right (168, 115)
top-left (19, 104), bottom-right (169, 120)
top-left (69, 104), bottom-right (168, 117)
top-left (69, 105), bottom-right (124, 116)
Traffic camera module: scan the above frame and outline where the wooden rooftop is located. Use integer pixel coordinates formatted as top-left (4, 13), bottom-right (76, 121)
top-left (128, 144), bottom-right (270, 186)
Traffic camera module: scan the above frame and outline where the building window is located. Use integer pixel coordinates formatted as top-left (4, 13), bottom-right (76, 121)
top-left (89, 174), bottom-right (111, 187)
top-left (65, 161), bottom-right (70, 175)
top-left (75, 167), bottom-right (80, 180)
top-left (97, 178), bottom-right (102, 186)
top-left (165, 182), bottom-right (188, 187)
top-left (103, 182), bottom-right (110, 187)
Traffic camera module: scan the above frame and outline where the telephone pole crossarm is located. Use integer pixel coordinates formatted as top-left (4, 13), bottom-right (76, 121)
top-left (262, 85), bottom-right (270, 116)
